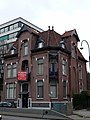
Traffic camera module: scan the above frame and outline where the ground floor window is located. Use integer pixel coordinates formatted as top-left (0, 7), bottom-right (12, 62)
top-left (50, 80), bottom-right (57, 98)
top-left (37, 80), bottom-right (44, 98)
top-left (6, 83), bottom-right (16, 99)
top-left (63, 80), bottom-right (67, 98)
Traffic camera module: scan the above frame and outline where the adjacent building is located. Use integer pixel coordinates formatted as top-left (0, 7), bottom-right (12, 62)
top-left (0, 17), bottom-right (43, 101)
top-left (3, 25), bottom-right (87, 108)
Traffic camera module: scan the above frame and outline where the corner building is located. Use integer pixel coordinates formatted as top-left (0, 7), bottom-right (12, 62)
top-left (3, 25), bottom-right (87, 108)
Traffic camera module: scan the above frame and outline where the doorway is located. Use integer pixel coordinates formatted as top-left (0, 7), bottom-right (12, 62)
top-left (22, 83), bottom-right (28, 108)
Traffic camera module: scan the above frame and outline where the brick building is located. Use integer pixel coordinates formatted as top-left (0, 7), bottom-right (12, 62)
top-left (3, 25), bottom-right (87, 108)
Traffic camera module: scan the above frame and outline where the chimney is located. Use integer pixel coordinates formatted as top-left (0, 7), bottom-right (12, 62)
top-left (48, 26), bottom-right (50, 30)
top-left (52, 26), bottom-right (54, 30)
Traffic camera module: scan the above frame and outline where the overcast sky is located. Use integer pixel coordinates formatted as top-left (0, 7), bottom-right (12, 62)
top-left (0, 0), bottom-right (90, 71)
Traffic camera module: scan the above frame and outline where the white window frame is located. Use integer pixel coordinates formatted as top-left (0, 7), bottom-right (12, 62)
top-left (6, 83), bottom-right (16, 99)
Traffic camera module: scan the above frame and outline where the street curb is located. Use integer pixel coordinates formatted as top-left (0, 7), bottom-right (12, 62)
top-left (0, 111), bottom-right (69, 120)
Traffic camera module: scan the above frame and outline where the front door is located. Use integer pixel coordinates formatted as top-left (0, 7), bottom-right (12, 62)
top-left (22, 93), bottom-right (28, 108)
top-left (22, 83), bottom-right (28, 108)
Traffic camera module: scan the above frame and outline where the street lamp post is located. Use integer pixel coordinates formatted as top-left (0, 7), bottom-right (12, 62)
top-left (80, 40), bottom-right (90, 71)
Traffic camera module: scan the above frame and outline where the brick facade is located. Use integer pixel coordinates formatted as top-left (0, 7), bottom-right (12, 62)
top-left (3, 25), bottom-right (87, 108)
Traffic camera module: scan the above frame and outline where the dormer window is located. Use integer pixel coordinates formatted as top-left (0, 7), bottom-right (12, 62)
top-left (38, 42), bottom-right (44, 48)
top-left (11, 49), bottom-right (15, 54)
top-left (61, 43), bottom-right (65, 49)
top-left (60, 40), bottom-right (65, 49)
top-left (10, 46), bottom-right (16, 55)
top-left (35, 38), bottom-right (44, 49)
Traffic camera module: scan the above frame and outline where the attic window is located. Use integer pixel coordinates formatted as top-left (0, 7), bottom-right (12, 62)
top-left (61, 44), bottom-right (65, 49)
top-left (11, 49), bottom-right (15, 54)
top-left (38, 42), bottom-right (44, 48)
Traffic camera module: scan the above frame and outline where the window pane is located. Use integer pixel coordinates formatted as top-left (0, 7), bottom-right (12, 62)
top-left (10, 25), bottom-right (14, 31)
top-left (23, 41), bottom-right (28, 55)
top-left (38, 42), bottom-right (43, 48)
top-left (7, 64), bottom-right (11, 78)
top-left (72, 45), bottom-right (75, 58)
top-left (5, 27), bottom-right (8, 32)
top-left (14, 23), bottom-right (18, 29)
top-left (6, 83), bottom-right (16, 99)
top-left (79, 65), bottom-right (82, 80)
top-left (63, 80), bottom-right (67, 98)
top-left (50, 80), bottom-right (57, 98)
top-left (37, 81), bottom-right (43, 98)
top-left (0, 28), bottom-right (4, 33)
top-left (50, 86), bottom-right (57, 98)
top-left (62, 59), bottom-right (66, 75)
top-left (37, 58), bottom-right (44, 75)
top-left (9, 34), bottom-right (14, 39)
top-left (12, 63), bottom-right (17, 77)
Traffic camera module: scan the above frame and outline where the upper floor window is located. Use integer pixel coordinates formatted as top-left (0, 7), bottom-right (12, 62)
top-left (38, 42), bottom-right (44, 48)
top-left (5, 27), bottom-right (8, 32)
top-left (35, 38), bottom-right (44, 49)
top-left (71, 45), bottom-right (75, 58)
top-left (6, 63), bottom-right (17, 78)
top-left (7, 64), bottom-right (11, 78)
top-left (12, 63), bottom-right (17, 77)
top-left (23, 41), bottom-right (28, 56)
top-left (9, 32), bottom-right (17, 39)
top-left (62, 58), bottom-right (67, 75)
top-left (21, 60), bottom-right (28, 73)
top-left (37, 58), bottom-right (44, 75)
top-left (60, 41), bottom-right (65, 49)
top-left (37, 80), bottom-right (44, 98)
top-left (0, 28), bottom-right (4, 34)
top-left (11, 49), bottom-right (15, 54)
top-left (79, 82), bottom-right (83, 93)
top-left (14, 23), bottom-right (18, 29)
top-left (10, 25), bottom-right (14, 31)
top-left (50, 59), bottom-right (57, 72)
top-left (79, 64), bottom-right (82, 80)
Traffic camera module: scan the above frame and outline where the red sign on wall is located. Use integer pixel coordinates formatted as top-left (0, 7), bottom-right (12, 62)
top-left (18, 72), bottom-right (27, 81)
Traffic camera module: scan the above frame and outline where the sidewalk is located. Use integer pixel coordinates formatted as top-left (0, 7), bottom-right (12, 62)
top-left (68, 109), bottom-right (90, 120)
top-left (0, 108), bottom-right (71, 120)
top-left (73, 109), bottom-right (90, 118)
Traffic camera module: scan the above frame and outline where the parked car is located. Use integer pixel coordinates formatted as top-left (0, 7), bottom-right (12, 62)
top-left (0, 102), bottom-right (12, 107)
top-left (0, 115), bottom-right (2, 120)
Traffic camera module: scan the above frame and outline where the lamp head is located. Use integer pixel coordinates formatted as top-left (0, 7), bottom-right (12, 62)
top-left (80, 47), bottom-right (83, 50)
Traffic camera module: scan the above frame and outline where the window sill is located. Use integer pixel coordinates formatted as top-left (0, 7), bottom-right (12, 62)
top-left (50, 97), bottom-right (58, 99)
top-left (36, 98), bottom-right (44, 100)
top-left (36, 74), bottom-right (44, 76)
